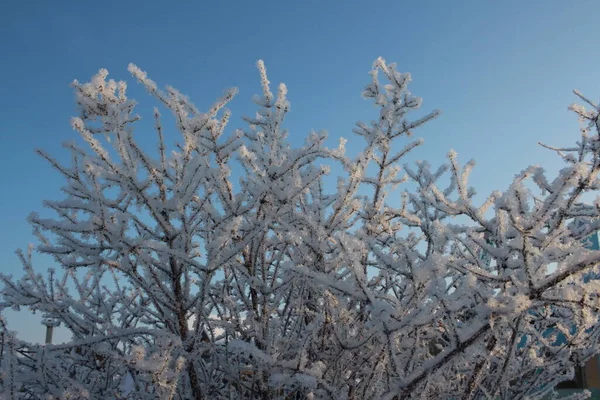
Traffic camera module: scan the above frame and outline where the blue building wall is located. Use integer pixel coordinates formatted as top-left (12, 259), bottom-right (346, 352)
top-left (584, 231), bottom-right (600, 251)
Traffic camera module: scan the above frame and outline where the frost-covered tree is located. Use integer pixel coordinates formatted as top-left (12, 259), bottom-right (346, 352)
top-left (2, 58), bottom-right (600, 399)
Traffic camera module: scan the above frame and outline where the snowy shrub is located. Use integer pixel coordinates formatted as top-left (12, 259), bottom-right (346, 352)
top-left (1, 58), bottom-right (600, 399)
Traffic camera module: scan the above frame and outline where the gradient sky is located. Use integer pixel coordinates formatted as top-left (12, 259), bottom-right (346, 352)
top-left (1, 0), bottom-right (599, 343)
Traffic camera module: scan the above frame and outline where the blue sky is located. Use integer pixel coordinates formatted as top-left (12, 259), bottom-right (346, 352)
top-left (1, 0), bottom-right (599, 343)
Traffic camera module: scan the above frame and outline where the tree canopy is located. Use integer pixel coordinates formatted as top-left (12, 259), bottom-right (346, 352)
top-left (2, 58), bottom-right (600, 399)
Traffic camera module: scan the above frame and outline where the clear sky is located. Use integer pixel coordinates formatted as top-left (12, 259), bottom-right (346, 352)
top-left (1, 0), bottom-right (599, 343)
